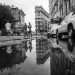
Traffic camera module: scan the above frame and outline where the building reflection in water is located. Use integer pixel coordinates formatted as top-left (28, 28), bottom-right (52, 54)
top-left (50, 38), bottom-right (75, 75)
top-left (0, 43), bottom-right (27, 72)
top-left (36, 38), bottom-right (50, 65)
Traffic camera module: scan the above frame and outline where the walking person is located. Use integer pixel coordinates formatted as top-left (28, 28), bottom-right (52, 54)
top-left (24, 23), bottom-right (27, 38)
top-left (28, 22), bottom-right (32, 38)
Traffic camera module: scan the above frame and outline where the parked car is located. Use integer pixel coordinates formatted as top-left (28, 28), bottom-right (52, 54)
top-left (50, 24), bottom-right (60, 37)
top-left (47, 24), bottom-right (60, 38)
top-left (57, 12), bottom-right (75, 38)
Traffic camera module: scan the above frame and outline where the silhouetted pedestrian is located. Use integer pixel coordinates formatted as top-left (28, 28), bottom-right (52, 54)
top-left (24, 23), bottom-right (27, 37)
top-left (28, 22), bottom-right (32, 38)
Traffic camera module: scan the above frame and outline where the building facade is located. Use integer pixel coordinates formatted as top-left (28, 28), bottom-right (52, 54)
top-left (49, 0), bottom-right (75, 22)
top-left (35, 6), bottom-right (49, 34)
top-left (49, 0), bottom-right (58, 19)
top-left (11, 6), bottom-right (25, 34)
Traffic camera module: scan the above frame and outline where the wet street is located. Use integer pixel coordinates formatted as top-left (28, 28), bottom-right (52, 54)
top-left (0, 36), bottom-right (75, 75)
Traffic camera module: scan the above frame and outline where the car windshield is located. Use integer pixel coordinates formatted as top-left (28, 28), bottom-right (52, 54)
top-left (60, 12), bottom-right (73, 25)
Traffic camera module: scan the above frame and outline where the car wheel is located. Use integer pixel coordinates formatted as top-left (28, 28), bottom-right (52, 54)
top-left (56, 29), bottom-right (58, 39)
top-left (47, 33), bottom-right (50, 38)
top-left (68, 25), bottom-right (73, 38)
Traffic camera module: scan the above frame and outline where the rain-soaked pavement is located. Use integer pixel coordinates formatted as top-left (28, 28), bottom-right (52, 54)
top-left (0, 36), bottom-right (75, 75)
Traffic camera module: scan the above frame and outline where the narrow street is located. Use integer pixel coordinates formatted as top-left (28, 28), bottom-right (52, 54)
top-left (1, 0), bottom-right (75, 75)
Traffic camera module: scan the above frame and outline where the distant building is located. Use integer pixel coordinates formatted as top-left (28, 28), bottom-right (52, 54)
top-left (11, 6), bottom-right (25, 34)
top-left (35, 6), bottom-right (49, 34)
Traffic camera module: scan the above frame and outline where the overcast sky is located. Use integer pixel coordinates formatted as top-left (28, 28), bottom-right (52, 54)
top-left (0, 0), bottom-right (49, 31)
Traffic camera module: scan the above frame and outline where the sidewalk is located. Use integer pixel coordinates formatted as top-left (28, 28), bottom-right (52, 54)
top-left (0, 36), bottom-right (24, 41)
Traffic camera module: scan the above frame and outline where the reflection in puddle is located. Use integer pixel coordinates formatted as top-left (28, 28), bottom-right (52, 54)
top-left (50, 38), bottom-right (75, 75)
top-left (0, 38), bottom-right (50, 75)
top-left (36, 38), bottom-right (50, 64)
top-left (0, 40), bottom-right (33, 72)
top-left (0, 45), bottom-right (26, 72)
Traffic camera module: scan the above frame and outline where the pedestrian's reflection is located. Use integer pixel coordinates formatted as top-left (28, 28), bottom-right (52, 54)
top-left (28, 40), bottom-right (32, 52)
top-left (27, 40), bottom-right (32, 52)
top-left (23, 40), bottom-right (32, 52)
top-left (24, 41), bottom-right (28, 52)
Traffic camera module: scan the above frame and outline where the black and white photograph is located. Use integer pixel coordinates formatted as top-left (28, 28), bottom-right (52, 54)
top-left (0, 0), bottom-right (75, 75)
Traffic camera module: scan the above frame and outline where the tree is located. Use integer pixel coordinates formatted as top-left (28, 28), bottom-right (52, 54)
top-left (0, 4), bottom-right (14, 30)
